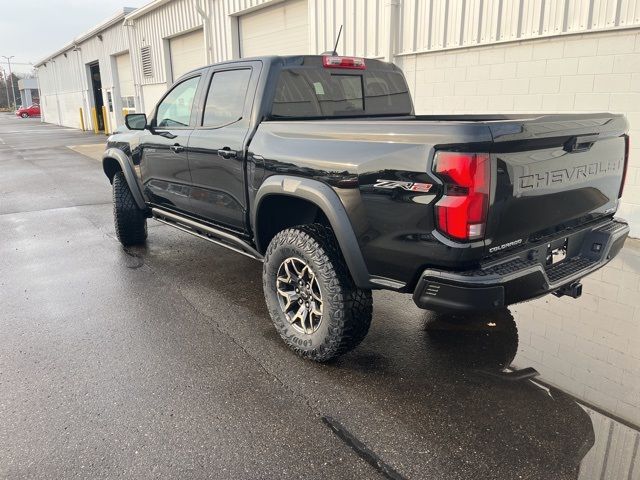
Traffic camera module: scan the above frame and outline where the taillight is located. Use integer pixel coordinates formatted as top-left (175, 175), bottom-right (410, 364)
top-left (620, 134), bottom-right (629, 198)
top-left (322, 56), bottom-right (366, 70)
top-left (433, 152), bottom-right (490, 241)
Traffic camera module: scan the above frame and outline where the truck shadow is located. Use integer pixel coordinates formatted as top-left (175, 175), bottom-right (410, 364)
top-left (137, 231), bottom-right (597, 478)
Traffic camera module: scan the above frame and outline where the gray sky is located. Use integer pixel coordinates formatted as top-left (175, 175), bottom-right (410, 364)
top-left (0, 0), bottom-right (150, 74)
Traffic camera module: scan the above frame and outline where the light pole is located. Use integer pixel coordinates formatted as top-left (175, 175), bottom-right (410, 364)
top-left (1, 56), bottom-right (17, 109)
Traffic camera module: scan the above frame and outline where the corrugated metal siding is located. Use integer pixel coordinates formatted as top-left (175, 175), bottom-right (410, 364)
top-left (35, 18), bottom-right (131, 128)
top-left (127, 0), bottom-right (205, 85)
top-left (79, 24), bottom-right (130, 89)
top-left (309, 0), bottom-right (384, 58)
top-left (35, 0), bottom-right (640, 124)
top-left (398, 0), bottom-right (640, 55)
top-left (127, 0), bottom-right (288, 78)
top-left (126, 0), bottom-right (278, 78)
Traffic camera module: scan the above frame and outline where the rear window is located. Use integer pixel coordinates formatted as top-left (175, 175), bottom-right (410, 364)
top-left (271, 67), bottom-right (412, 119)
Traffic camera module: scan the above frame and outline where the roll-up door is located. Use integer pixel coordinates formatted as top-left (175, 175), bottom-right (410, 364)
top-left (115, 52), bottom-right (135, 110)
top-left (169, 29), bottom-right (206, 81)
top-left (239, 0), bottom-right (308, 57)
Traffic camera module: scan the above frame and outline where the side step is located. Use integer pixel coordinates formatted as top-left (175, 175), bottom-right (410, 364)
top-left (151, 207), bottom-right (263, 261)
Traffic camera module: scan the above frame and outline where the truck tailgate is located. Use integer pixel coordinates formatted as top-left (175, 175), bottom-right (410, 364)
top-left (485, 114), bottom-right (628, 254)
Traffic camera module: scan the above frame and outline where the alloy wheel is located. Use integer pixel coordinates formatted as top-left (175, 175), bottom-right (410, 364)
top-left (276, 257), bottom-right (323, 335)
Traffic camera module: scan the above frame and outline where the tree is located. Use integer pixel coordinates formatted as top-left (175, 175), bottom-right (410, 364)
top-left (0, 71), bottom-right (8, 108)
top-left (11, 73), bottom-right (19, 107)
top-left (0, 71), bottom-right (22, 109)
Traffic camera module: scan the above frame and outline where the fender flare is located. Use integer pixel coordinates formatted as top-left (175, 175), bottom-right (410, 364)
top-left (253, 175), bottom-right (372, 289)
top-left (102, 147), bottom-right (147, 210)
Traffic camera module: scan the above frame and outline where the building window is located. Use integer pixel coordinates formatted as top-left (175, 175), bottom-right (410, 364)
top-left (121, 96), bottom-right (135, 109)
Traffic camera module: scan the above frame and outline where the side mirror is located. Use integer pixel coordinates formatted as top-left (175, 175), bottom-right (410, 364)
top-left (125, 113), bottom-right (147, 131)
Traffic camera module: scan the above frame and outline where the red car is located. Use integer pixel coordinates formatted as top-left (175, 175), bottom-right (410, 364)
top-left (16, 104), bottom-right (40, 118)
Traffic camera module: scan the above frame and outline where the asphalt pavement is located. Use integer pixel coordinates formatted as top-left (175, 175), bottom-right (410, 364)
top-left (0, 114), bottom-right (637, 479)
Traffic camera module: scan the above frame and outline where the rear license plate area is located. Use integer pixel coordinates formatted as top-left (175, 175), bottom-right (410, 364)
top-left (546, 238), bottom-right (568, 266)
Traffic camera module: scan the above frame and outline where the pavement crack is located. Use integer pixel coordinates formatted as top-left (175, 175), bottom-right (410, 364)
top-left (322, 416), bottom-right (407, 480)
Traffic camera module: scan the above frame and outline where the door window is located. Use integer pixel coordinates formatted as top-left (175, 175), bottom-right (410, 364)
top-left (156, 76), bottom-right (200, 128)
top-left (202, 69), bottom-right (252, 127)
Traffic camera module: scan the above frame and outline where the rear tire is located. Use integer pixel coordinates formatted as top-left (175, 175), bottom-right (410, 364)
top-left (112, 171), bottom-right (147, 246)
top-left (263, 224), bottom-right (373, 362)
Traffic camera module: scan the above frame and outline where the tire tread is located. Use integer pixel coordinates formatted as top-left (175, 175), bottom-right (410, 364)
top-left (112, 171), bottom-right (147, 246)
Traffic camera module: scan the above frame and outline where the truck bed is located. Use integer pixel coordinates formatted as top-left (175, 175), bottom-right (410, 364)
top-left (253, 112), bottom-right (628, 284)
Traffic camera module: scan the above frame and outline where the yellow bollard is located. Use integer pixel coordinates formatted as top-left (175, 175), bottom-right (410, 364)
top-left (102, 106), bottom-right (110, 135)
top-left (91, 107), bottom-right (99, 134)
top-left (79, 108), bottom-right (85, 131)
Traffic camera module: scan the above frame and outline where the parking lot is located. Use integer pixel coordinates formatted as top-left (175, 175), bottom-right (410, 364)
top-left (0, 113), bottom-right (638, 479)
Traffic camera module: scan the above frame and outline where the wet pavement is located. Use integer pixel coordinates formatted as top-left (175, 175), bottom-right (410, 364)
top-left (1, 114), bottom-right (639, 479)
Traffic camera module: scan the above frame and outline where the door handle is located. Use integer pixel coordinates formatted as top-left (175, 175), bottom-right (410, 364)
top-left (218, 147), bottom-right (237, 159)
top-left (170, 143), bottom-right (185, 153)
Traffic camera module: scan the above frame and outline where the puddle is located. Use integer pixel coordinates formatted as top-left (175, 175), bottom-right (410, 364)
top-left (422, 311), bottom-right (640, 478)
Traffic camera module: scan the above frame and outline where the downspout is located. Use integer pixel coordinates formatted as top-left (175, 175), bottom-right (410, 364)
top-left (51, 60), bottom-right (62, 126)
top-left (384, 0), bottom-right (401, 63)
top-left (196, 0), bottom-right (214, 64)
top-left (73, 44), bottom-right (88, 130)
top-left (124, 18), bottom-right (145, 113)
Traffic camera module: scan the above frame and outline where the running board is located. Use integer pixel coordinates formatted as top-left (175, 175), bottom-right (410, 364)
top-left (151, 207), bottom-right (263, 261)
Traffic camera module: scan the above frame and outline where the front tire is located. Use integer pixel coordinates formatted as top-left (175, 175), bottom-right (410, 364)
top-left (112, 171), bottom-right (147, 246)
top-left (21, 113), bottom-right (28, 118)
top-left (263, 224), bottom-right (373, 362)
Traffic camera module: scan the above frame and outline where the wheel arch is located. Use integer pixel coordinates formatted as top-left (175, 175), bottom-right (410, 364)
top-left (254, 176), bottom-right (372, 289)
top-left (102, 147), bottom-right (147, 210)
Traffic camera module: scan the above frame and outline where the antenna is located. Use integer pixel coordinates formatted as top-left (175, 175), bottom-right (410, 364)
top-left (332, 25), bottom-right (343, 55)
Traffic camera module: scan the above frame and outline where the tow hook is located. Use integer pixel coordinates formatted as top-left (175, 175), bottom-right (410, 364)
top-left (553, 282), bottom-right (583, 299)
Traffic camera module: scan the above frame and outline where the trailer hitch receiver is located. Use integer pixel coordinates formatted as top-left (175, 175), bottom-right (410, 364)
top-left (553, 281), bottom-right (582, 299)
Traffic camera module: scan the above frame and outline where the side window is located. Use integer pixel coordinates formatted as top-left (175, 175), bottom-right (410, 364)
top-left (202, 69), bottom-right (252, 127)
top-left (156, 76), bottom-right (200, 128)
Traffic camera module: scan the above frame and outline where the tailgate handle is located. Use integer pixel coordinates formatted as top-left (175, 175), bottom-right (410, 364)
top-left (564, 134), bottom-right (599, 153)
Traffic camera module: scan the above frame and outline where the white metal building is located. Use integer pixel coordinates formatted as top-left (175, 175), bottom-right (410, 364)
top-left (33, 0), bottom-right (640, 428)
top-left (35, 0), bottom-right (640, 233)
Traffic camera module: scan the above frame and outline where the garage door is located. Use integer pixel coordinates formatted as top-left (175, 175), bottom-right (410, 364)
top-left (239, 0), bottom-right (309, 57)
top-left (169, 29), bottom-right (205, 81)
top-left (115, 52), bottom-right (135, 109)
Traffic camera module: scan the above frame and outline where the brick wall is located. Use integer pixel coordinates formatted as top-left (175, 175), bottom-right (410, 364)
top-left (396, 29), bottom-right (640, 426)
top-left (511, 240), bottom-right (640, 426)
top-left (396, 28), bottom-right (640, 237)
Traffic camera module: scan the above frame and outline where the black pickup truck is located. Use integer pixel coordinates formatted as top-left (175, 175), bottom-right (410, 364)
top-left (103, 55), bottom-right (630, 361)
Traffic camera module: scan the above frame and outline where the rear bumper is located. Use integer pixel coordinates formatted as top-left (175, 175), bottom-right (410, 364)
top-left (413, 218), bottom-right (629, 312)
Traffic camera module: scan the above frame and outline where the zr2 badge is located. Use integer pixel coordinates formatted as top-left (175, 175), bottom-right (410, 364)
top-left (374, 179), bottom-right (433, 193)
